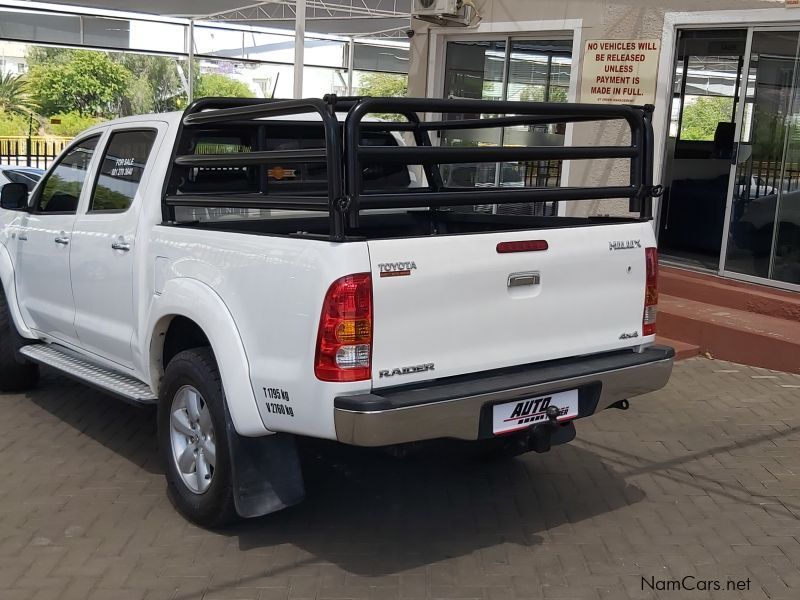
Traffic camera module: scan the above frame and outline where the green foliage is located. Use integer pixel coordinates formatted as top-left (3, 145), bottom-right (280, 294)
top-left (91, 183), bottom-right (132, 211)
top-left (117, 54), bottom-right (188, 115)
top-left (195, 73), bottom-right (252, 99)
top-left (548, 87), bottom-right (568, 102)
top-left (357, 72), bottom-right (408, 98)
top-left (356, 72), bottom-right (408, 121)
top-left (25, 46), bottom-right (70, 67)
top-left (46, 112), bottom-right (105, 137)
top-left (679, 96), bottom-right (734, 141)
top-left (518, 86), bottom-right (545, 102)
top-left (40, 174), bottom-right (82, 211)
top-left (27, 50), bottom-right (132, 117)
top-left (0, 72), bottom-right (38, 117)
top-left (0, 111), bottom-right (31, 136)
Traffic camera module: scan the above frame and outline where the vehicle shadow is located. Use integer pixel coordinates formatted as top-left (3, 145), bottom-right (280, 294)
top-left (224, 436), bottom-right (645, 578)
top-left (27, 370), bottom-right (162, 475)
top-left (28, 371), bottom-right (645, 578)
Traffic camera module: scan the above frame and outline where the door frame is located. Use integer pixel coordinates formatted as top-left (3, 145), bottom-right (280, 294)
top-left (656, 9), bottom-right (800, 292)
top-left (425, 18), bottom-right (583, 215)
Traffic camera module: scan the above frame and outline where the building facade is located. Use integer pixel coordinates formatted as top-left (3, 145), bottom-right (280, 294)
top-left (407, 0), bottom-right (800, 292)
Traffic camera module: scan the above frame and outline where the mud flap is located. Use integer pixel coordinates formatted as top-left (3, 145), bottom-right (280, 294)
top-left (224, 412), bottom-right (305, 518)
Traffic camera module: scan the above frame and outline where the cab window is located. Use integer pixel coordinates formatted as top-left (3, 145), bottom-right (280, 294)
top-left (89, 130), bottom-right (158, 213)
top-left (37, 136), bottom-right (100, 213)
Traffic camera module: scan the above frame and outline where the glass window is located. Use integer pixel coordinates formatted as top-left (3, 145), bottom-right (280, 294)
top-left (441, 38), bottom-right (572, 215)
top-left (0, 9), bottom-right (81, 46)
top-left (2, 169), bottom-right (42, 191)
top-left (677, 56), bottom-right (739, 142)
top-left (82, 16), bottom-right (130, 49)
top-left (37, 136), bottom-right (100, 214)
top-left (193, 26), bottom-right (244, 58)
top-left (89, 130), bottom-right (157, 212)
top-left (352, 44), bottom-right (409, 74)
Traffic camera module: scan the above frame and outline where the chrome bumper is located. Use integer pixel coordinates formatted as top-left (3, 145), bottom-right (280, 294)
top-left (334, 346), bottom-right (675, 447)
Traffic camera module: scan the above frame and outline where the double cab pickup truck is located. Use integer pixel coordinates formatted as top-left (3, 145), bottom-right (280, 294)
top-left (0, 96), bottom-right (674, 526)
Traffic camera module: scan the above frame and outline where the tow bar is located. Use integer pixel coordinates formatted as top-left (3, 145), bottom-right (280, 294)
top-left (529, 405), bottom-right (576, 453)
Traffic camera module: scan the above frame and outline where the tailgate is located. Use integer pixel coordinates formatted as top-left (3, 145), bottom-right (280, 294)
top-left (368, 221), bottom-right (654, 388)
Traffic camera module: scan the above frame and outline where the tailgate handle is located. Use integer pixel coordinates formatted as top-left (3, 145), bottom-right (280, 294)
top-left (508, 271), bottom-right (540, 287)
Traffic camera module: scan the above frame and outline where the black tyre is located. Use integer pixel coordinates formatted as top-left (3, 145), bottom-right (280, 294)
top-left (0, 287), bottom-right (39, 392)
top-left (157, 347), bottom-right (237, 527)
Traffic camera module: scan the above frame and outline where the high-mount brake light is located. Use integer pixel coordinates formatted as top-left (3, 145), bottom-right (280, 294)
top-left (496, 240), bottom-right (549, 253)
top-left (643, 247), bottom-right (658, 336)
top-left (315, 273), bottom-right (373, 382)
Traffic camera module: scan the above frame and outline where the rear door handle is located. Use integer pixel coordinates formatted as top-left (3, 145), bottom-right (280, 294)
top-left (54, 236), bottom-right (69, 245)
top-left (111, 241), bottom-right (131, 252)
top-left (508, 271), bottom-right (541, 287)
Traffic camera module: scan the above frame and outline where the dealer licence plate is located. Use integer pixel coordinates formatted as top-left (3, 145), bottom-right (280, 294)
top-left (492, 389), bottom-right (579, 435)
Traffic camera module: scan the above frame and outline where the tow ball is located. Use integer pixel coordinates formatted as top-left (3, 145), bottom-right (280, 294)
top-left (529, 405), bottom-right (575, 453)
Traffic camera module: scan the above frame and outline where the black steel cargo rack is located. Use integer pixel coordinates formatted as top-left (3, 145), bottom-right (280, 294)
top-left (163, 95), bottom-right (659, 242)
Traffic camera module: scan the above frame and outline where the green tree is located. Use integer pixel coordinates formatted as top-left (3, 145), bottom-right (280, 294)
top-left (679, 95), bottom-right (734, 141)
top-left (117, 54), bottom-right (187, 115)
top-left (195, 73), bottom-right (252, 99)
top-left (27, 50), bottom-right (132, 117)
top-left (25, 46), bottom-right (69, 67)
top-left (357, 72), bottom-right (408, 98)
top-left (46, 112), bottom-right (105, 137)
top-left (355, 72), bottom-right (408, 121)
top-left (0, 112), bottom-right (30, 136)
top-left (0, 72), bottom-right (37, 117)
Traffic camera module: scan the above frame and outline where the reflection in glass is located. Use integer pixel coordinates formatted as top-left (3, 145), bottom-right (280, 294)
top-left (440, 39), bottom-right (571, 215)
top-left (725, 31), bottom-right (800, 280)
top-left (659, 29), bottom-right (747, 270)
top-left (38, 137), bottom-right (99, 213)
top-left (772, 46), bottom-right (800, 284)
top-left (90, 130), bottom-right (157, 212)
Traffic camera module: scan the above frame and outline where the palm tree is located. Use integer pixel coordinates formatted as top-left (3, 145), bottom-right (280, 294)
top-left (0, 71), bottom-right (37, 117)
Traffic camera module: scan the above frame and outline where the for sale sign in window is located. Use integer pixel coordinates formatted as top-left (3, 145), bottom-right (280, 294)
top-left (580, 39), bottom-right (660, 105)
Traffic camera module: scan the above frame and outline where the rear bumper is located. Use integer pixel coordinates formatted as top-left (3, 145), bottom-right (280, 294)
top-left (334, 345), bottom-right (675, 446)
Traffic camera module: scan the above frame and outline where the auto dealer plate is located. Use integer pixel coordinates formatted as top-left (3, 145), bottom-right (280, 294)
top-left (492, 389), bottom-right (579, 435)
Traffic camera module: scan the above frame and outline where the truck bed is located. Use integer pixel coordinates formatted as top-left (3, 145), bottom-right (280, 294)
top-left (168, 210), bottom-right (641, 241)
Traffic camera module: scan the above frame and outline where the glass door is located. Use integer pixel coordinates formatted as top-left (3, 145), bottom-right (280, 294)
top-left (723, 29), bottom-right (800, 286)
top-left (772, 52), bottom-right (800, 285)
top-left (658, 29), bottom-right (747, 270)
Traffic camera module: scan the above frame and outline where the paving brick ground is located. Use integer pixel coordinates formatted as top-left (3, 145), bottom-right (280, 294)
top-left (1, 357), bottom-right (800, 600)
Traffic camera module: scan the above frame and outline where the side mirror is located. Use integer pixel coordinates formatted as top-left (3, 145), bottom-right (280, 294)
top-left (0, 183), bottom-right (29, 211)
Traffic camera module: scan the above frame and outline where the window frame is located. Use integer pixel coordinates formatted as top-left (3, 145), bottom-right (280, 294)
top-left (32, 134), bottom-right (103, 216)
top-left (86, 127), bottom-right (159, 215)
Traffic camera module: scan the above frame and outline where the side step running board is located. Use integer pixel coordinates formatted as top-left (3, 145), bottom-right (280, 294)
top-left (19, 344), bottom-right (157, 405)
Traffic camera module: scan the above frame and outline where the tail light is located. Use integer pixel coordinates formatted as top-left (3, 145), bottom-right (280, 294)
top-left (643, 247), bottom-right (658, 336)
top-left (315, 273), bottom-right (373, 382)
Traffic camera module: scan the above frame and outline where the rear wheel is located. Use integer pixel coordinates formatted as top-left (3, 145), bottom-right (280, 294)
top-left (0, 287), bottom-right (38, 392)
top-left (158, 348), bottom-right (237, 527)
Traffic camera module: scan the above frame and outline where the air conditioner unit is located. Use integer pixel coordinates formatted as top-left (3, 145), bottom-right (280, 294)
top-left (413, 0), bottom-right (459, 17)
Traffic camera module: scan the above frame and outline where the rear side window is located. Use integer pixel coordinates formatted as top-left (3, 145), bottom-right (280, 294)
top-left (89, 130), bottom-right (157, 212)
top-left (175, 124), bottom-right (412, 197)
top-left (37, 136), bottom-right (100, 213)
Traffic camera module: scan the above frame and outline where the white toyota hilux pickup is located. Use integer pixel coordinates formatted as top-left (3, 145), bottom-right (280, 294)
top-left (0, 96), bottom-right (674, 526)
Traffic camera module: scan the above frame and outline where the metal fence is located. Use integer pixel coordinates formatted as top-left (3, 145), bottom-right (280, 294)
top-left (745, 160), bottom-right (800, 198)
top-left (0, 136), bottom-right (71, 170)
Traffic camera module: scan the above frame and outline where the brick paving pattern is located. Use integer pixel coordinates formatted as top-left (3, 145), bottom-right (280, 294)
top-left (1, 357), bottom-right (799, 599)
